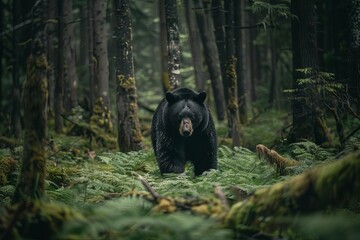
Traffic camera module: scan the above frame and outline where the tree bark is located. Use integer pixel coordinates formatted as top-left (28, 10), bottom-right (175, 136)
top-left (55, 0), bottom-right (64, 133)
top-left (349, 0), bottom-right (360, 105)
top-left (211, 0), bottom-right (226, 97)
top-left (234, 0), bottom-right (248, 125)
top-left (0, 1), bottom-right (3, 114)
top-left (12, 0), bottom-right (22, 138)
top-left (13, 0), bottom-right (48, 203)
top-left (62, 0), bottom-right (78, 112)
top-left (93, 0), bottom-right (110, 108)
top-left (193, 0), bottom-right (226, 121)
top-left (159, 0), bottom-right (170, 93)
top-left (87, 0), bottom-right (95, 111)
top-left (114, 0), bottom-right (143, 152)
top-left (226, 151), bottom-right (360, 235)
top-left (164, 0), bottom-right (181, 90)
top-left (47, 0), bottom-right (57, 117)
top-left (184, 0), bottom-right (205, 91)
top-left (225, 0), bottom-right (242, 147)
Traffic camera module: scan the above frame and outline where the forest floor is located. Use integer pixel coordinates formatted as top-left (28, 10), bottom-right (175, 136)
top-left (0, 109), bottom-right (360, 239)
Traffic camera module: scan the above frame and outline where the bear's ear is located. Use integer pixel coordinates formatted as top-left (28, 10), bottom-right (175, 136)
top-left (196, 91), bottom-right (207, 103)
top-left (166, 92), bottom-right (176, 104)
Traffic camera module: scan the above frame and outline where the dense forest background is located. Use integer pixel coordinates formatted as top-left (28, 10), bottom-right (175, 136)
top-left (0, 0), bottom-right (359, 239)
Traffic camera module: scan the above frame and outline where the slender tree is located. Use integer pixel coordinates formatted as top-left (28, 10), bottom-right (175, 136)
top-left (13, 0), bottom-right (48, 203)
top-left (193, 0), bottom-right (226, 121)
top-left (0, 1), bottom-right (3, 114)
top-left (114, 0), bottom-right (143, 152)
top-left (93, 0), bottom-right (110, 108)
top-left (225, 0), bottom-right (242, 146)
top-left (12, 0), bottom-right (21, 138)
top-left (349, 0), bottom-right (360, 105)
top-left (165, 0), bottom-right (181, 90)
top-left (62, 0), bottom-right (78, 112)
top-left (47, 0), bottom-right (57, 116)
top-left (159, 0), bottom-right (170, 92)
top-left (211, 0), bottom-right (226, 97)
top-left (55, 0), bottom-right (64, 133)
top-left (184, 0), bottom-right (205, 91)
top-left (234, 0), bottom-right (248, 124)
top-left (87, 0), bottom-right (95, 110)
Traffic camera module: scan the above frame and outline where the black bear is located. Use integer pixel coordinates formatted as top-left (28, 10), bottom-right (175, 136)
top-left (151, 87), bottom-right (217, 176)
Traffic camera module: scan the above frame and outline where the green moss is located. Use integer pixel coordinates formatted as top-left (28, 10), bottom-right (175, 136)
top-left (225, 151), bottom-right (360, 235)
top-left (117, 75), bottom-right (136, 91)
top-left (0, 157), bottom-right (17, 186)
top-left (0, 201), bottom-right (86, 240)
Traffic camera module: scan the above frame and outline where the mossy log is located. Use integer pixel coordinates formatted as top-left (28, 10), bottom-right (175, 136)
top-left (225, 151), bottom-right (360, 235)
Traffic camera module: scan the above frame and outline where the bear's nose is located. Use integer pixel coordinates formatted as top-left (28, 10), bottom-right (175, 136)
top-left (182, 129), bottom-right (191, 137)
top-left (179, 118), bottom-right (193, 137)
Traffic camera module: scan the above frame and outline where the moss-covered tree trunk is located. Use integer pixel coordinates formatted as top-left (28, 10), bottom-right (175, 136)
top-left (224, 0), bottom-right (242, 147)
top-left (12, 1), bottom-right (48, 203)
top-left (114, 0), bottom-right (143, 152)
top-left (47, 0), bottom-right (57, 117)
top-left (164, 0), bottom-right (181, 90)
top-left (0, 2), bottom-right (3, 114)
top-left (193, 0), bottom-right (226, 121)
top-left (226, 151), bottom-right (360, 236)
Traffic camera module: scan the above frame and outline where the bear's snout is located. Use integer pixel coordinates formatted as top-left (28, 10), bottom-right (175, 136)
top-left (179, 118), bottom-right (193, 137)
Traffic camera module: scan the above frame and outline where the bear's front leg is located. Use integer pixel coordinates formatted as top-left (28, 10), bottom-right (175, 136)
top-left (156, 135), bottom-right (186, 174)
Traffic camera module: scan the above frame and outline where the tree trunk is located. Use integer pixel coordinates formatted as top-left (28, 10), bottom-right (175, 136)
top-left (211, 0), bottom-right (226, 98)
top-left (12, 0), bottom-right (22, 138)
top-left (224, 0), bottom-right (242, 147)
top-left (234, 0), bottom-right (248, 125)
top-left (13, 1), bottom-right (48, 203)
top-left (87, 0), bottom-right (95, 111)
top-left (47, 0), bottom-right (57, 117)
top-left (55, 0), bottom-right (64, 133)
top-left (114, 0), bottom-right (143, 152)
top-left (184, 0), bottom-right (205, 91)
top-left (193, 0), bottom-right (226, 121)
top-left (164, 0), bottom-right (181, 90)
top-left (79, 4), bottom-right (89, 100)
top-left (290, 0), bottom-right (331, 145)
top-left (62, 0), bottom-right (78, 112)
top-left (93, 0), bottom-right (110, 108)
top-left (0, 1), bottom-right (3, 114)
top-left (349, 0), bottom-right (360, 105)
top-left (159, 0), bottom-right (170, 93)
top-left (226, 151), bottom-right (360, 236)
top-left (268, 30), bottom-right (280, 109)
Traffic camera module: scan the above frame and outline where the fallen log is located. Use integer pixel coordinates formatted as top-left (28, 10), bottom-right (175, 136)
top-left (225, 151), bottom-right (360, 236)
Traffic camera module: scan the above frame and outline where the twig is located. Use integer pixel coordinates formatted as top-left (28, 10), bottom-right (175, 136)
top-left (138, 175), bottom-right (160, 201)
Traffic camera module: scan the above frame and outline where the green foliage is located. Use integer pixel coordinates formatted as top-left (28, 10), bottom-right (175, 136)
top-left (251, 0), bottom-right (294, 29)
top-left (58, 198), bottom-right (231, 240)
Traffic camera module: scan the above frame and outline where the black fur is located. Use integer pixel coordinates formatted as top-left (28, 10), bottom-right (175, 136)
top-left (151, 88), bottom-right (217, 176)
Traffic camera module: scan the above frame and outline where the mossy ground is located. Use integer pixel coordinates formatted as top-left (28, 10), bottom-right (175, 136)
top-left (0, 109), bottom-right (359, 239)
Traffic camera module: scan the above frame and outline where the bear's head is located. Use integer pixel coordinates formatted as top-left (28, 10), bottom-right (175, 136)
top-left (164, 88), bottom-right (209, 137)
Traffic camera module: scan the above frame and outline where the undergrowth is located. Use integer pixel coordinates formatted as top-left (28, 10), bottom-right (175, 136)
top-left (0, 129), bottom-right (359, 239)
